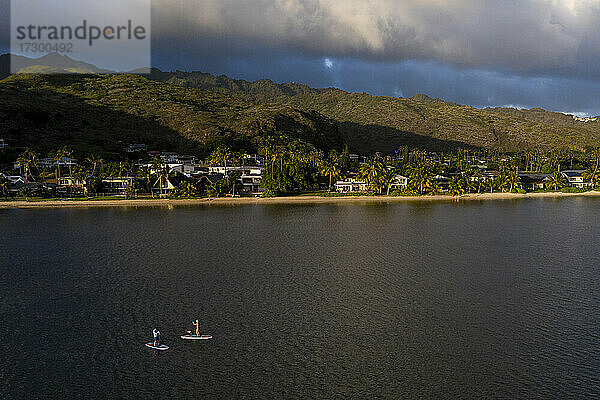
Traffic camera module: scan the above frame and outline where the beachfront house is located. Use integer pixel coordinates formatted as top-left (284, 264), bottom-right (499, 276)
top-left (6, 180), bottom-right (53, 196)
top-left (432, 174), bottom-right (451, 188)
top-left (471, 171), bottom-right (499, 182)
top-left (57, 177), bottom-right (86, 195)
top-left (101, 178), bottom-right (141, 196)
top-left (335, 178), bottom-right (368, 193)
top-left (152, 174), bottom-right (187, 196)
top-left (167, 163), bottom-right (197, 176)
top-left (561, 170), bottom-right (591, 188)
top-left (239, 170), bottom-right (263, 194)
top-left (190, 173), bottom-right (221, 193)
top-left (349, 154), bottom-right (367, 164)
top-left (2, 174), bottom-right (27, 194)
top-left (205, 166), bottom-right (264, 194)
top-left (389, 174), bottom-right (409, 191)
top-left (519, 173), bottom-right (551, 191)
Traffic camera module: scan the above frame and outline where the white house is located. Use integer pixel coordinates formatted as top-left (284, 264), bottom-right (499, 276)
top-left (240, 172), bottom-right (263, 194)
top-left (389, 174), bottom-right (409, 191)
top-left (561, 170), bottom-right (591, 188)
top-left (335, 178), bottom-right (368, 193)
top-left (207, 166), bottom-right (264, 176)
top-left (101, 178), bottom-right (140, 195)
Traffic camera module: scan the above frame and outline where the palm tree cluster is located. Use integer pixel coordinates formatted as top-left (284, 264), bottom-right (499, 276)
top-left (8, 148), bottom-right (181, 198)
top-left (6, 142), bottom-right (600, 199)
top-left (258, 136), bottom-right (322, 196)
top-left (406, 161), bottom-right (435, 194)
top-left (357, 155), bottom-right (399, 195)
top-left (172, 182), bottom-right (200, 199)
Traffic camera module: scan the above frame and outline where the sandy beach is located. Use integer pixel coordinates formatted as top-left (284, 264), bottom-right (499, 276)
top-left (1, 191), bottom-right (599, 209)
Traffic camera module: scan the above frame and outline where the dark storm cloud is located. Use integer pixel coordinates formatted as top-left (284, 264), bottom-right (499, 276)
top-left (148, 0), bottom-right (600, 114)
top-left (152, 0), bottom-right (600, 76)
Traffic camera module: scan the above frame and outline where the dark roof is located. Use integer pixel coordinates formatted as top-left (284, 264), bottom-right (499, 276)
top-left (518, 173), bottom-right (551, 180)
top-left (192, 173), bottom-right (224, 184)
top-left (562, 170), bottom-right (585, 177)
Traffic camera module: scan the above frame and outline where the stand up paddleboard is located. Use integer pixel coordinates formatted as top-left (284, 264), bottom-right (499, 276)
top-left (181, 335), bottom-right (212, 340)
top-left (146, 343), bottom-right (169, 350)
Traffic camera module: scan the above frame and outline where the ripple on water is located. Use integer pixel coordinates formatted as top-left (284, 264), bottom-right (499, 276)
top-left (1, 199), bottom-right (600, 398)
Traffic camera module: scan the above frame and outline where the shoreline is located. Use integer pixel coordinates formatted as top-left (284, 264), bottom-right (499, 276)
top-left (1, 191), bottom-right (600, 209)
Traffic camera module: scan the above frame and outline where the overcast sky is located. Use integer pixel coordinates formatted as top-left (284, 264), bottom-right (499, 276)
top-left (3, 0), bottom-right (600, 115)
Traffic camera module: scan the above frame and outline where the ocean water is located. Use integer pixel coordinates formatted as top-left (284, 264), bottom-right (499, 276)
top-left (1, 198), bottom-right (600, 399)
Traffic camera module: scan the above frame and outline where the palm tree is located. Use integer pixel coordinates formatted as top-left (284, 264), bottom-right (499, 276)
top-left (125, 183), bottom-right (140, 199)
top-left (149, 157), bottom-right (164, 197)
top-left (86, 154), bottom-right (103, 176)
top-left (228, 170), bottom-right (242, 196)
top-left (381, 168), bottom-right (397, 195)
top-left (506, 170), bottom-right (522, 192)
top-left (358, 156), bottom-right (385, 193)
top-left (61, 147), bottom-right (74, 177)
top-left (449, 176), bottom-right (466, 196)
top-left (71, 166), bottom-right (91, 196)
top-left (154, 162), bottom-right (171, 196)
top-left (52, 148), bottom-right (65, 181)
top-left (209, 146), bottom-right (235, 176)
top-left (319, 151), bottom-right (342, 192)
top-left (121, 161), bottom-right (135, 195)
top-left (17, 149), bottom-right (38, 182)
top-left (173, 182), bottom-right (199, 199)
top-left (259, 136), bottom-right (276, 175)
top-left (545, 171), bottom-right (567, 191)
top-left (139, 164), bottom-right (153, 197)
top-left (407, 162), bottom-right (434, 194)
top-left (0, 176), bottom-right (9, 199)
top-left (583, 148), bottom-right (600, 189)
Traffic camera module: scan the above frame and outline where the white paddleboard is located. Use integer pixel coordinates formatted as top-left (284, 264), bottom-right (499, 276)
top-left (181, 335), bottom-right (212, 340)
top-left (146, 343), bottom-right (169, 350)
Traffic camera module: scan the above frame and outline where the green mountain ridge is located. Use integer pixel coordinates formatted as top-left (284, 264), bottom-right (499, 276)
top-left (156, 69), bottom-right (600, 152)
top-left (2, 53), bottom-right (600, 155)
top-left (0, 73), bottom-right (343, 156)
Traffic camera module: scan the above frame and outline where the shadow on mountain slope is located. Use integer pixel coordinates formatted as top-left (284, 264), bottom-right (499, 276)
top-left (338, 121), bottom-right (482, 154)
top-left (0, 79), bottom-right (210, 156)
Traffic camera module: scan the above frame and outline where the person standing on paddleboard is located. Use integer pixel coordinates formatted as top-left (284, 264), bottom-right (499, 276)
top-left (153, 328), bottom-right (161, 346)
top-left (193, 320), bottom-right (200, 337)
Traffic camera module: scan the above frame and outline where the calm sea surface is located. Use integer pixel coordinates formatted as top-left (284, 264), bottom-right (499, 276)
top-left (2, 198), bottom-right (600, 399)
